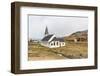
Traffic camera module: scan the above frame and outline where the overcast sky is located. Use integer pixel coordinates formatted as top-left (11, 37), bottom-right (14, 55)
top-left (28, 15), bottom-right (88, 40)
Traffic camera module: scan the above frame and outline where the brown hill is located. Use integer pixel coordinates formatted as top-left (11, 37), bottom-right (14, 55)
top-left (64, 30), bottom-right (88, 42)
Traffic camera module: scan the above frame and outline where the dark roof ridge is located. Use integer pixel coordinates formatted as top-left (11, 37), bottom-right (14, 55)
top-left (41, 34), bottom-right (54, 41)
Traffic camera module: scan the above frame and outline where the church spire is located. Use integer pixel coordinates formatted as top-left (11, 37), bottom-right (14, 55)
top-left (45, 26), bottom-right (49, 36)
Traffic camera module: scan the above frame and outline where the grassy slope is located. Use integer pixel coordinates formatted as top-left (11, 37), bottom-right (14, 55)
top-left (28, 42), bottom-right (88, 61)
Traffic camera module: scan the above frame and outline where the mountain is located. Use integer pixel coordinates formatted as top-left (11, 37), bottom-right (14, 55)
top-left (64, 30), bottom-right (88, 42)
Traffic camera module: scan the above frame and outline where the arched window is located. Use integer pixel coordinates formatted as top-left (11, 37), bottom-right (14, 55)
top-left (54, 42), bottom-right (55, 46)
top-left (63, 42), bottom-right (65, 46)
top-left (57, 41), bottom-right (59, 46)
top-left (50, 42), bottom-right (54, 46)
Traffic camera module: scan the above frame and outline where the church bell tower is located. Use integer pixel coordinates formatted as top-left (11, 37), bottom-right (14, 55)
top-left (44, 26), bottom-right (49, 36)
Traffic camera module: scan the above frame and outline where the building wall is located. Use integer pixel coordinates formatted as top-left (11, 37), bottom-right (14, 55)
top-left (61, 42), bottom-right (65, 46)
top-left (49, 41), bottom-right (60, 48)
top-left (41, 41), bottom-right (65, 48)
top-left (40, 41), bottom-right (49, 47)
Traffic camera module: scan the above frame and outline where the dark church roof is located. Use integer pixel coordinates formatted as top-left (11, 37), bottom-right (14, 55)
top-left (41, 34), bottom-right (53, 41)
top-left (52, 37), bottom-right (64, 42)
top-left (41, 34), bottom-right (64, 42)
top-left (42, 26), bottom-right (65, 42)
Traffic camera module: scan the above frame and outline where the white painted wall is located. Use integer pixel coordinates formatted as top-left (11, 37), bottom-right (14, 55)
top-left (49, 41), bottom-right (60, 48)
top-left (0, 0), bottom-right (100, 76)
top-left (61, 42), bottom-right (65, 46)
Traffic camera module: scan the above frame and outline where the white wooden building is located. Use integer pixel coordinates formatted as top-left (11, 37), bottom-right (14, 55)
top-left (40, 26), bottom-right (65, 48)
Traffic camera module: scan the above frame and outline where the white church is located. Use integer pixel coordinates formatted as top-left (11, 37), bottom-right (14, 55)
top-left (40, 26), bottom-right (65, 48)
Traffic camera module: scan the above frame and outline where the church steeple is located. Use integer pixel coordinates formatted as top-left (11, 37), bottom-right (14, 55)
top-left (44, 26), bottom-right (49, 36)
